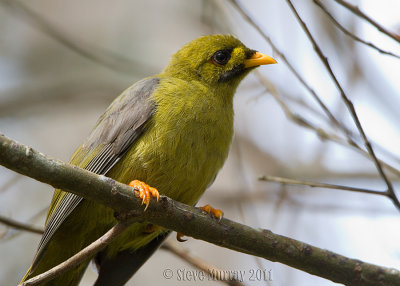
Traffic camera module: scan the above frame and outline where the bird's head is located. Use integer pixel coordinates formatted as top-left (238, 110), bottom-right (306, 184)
top-left (162, 34), bottom-right (276, 91)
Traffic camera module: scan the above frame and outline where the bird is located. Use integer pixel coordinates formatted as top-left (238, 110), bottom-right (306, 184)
top-left (21, 34), bottom-right (276, 285)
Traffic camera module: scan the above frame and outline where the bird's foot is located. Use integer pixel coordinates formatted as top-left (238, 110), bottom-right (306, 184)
top-left (199, 204), bottom-right (223, 220)
top-left (129, 180), bottom-right (159, 210)
top-left (176, 232), bottom-right (187, 242)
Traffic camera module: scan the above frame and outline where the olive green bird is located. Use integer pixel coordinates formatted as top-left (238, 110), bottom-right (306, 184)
top-left (21, 34), bottom-right (276, 285)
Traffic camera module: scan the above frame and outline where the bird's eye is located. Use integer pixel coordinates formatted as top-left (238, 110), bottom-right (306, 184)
top-left (211, 50), bottom-right (231, 66)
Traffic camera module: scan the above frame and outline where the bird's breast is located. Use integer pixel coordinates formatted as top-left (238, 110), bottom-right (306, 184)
top-left (114, 78), bottom-right (235, 206)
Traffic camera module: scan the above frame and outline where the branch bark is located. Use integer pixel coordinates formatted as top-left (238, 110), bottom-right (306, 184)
top-left (1, 133), bottom-right (400, 285)
top-left (19, 222), bottom-right (128, 286)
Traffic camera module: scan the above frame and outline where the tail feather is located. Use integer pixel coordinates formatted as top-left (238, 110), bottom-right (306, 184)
top-left (94, 232), bottom-right (170, 286)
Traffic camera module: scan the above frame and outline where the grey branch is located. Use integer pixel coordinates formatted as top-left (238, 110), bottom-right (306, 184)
top-left (259, 175), bottom-right (385, 196)
top-left (313, 0), bottom-right (400, 59)
top-left (0, 0), bottom-right (155, 75)
top-left (1, 133), bottom-right (400, 285)
top-left (0, 215), bottom-right (43, 235)
top-left (285, 0), bottom-right (400, 211)
top-left (19, 222), bottom-right (128, 286)
top-left (333, 0), bottom-right (400, 44)
top-left (254, 71), bottom-right (400, 180)
top-left (0, 217), bottom-right (240, 286)
top-left (229, 0), bottom-right (352, 139)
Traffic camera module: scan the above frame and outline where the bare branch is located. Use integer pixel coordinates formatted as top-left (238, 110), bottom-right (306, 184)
top-left (0, 216), bottom-right (245, 286)
top-left (285, 0), bottom-right (400, 211)
top-left (228, 0), bottom-right (400, 182)
top-left (19, 222), bottom-right (128, 286)
top-left (1, 134), bottom-right (400, 285)
top-left (255, 71), bottom-right (400, 179)
top-left (0, 212), bottom-right (245, 286)
top-left (254, 71), bottom-right (344, 141)
top-left (333, 0), bottom-right (400, 44)
top-left (259, 175), bottom-right (386, 196)
top-left (0, 0), bottom-right (155, 75)
top-left (228, 0), bottom-right (352, 139)
top-left (0, 215), bottom-right (43, 235)
top-left (313, 0), bottom-right (400, 59)
top-left (0, 214), bottom-right (245, 286)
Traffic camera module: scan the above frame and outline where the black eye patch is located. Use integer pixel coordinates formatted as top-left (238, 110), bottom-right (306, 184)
top-left (211, 49), bottom-right (232, 66)
top-left (218, 64), bottom-right (246, 82)
top-left (245, 49), bottom-right (257, 59)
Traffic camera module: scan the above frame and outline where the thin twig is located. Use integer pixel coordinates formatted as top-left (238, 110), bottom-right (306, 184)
top-left (255, 71), bottom-right (400, 179)
top-left (0, 209), bottom-right (245, 286)
top-left (229, 0), bottom-right (400, 180)
top-left (20, 222), bottom-right (128, 286)
top-left (314, 0), bottom-right (400, 59)
top-left (255, 71), bottom-right (343, 140)
top-left (162, 241), bottom-right (245, 286)
top-left (0, 215), bottom-right (43, 235)
top-left (333, 0), bottom-right (400, 44)
top-left (0, 212), bottom-right (243, 286)
top-left (259, 175), bottom-right (386, 196)
top-left (1, 207), bottom-right (47, 240)
top-left (0, 0), bottom-right (155, 75)
top-left (228, 0), bottom-right (353, 140)
top-left (285, 0), bottom-right (400, 211)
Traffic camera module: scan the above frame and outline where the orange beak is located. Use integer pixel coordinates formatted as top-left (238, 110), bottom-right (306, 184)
top-left (244, 52), bottom-right (277, 68)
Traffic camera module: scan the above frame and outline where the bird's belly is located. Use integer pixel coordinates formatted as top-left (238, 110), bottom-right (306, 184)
top-left (109, 119), bottom-right (232, 206)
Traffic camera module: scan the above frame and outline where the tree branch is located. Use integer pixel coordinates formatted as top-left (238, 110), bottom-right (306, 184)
top-left (0, 217), bottom-right (241, 286)
top-left (313, 0), bottom-right (400, 59)
top-left (228, 0), bottom-right (353, 139)
top-left (333, 0), bottom-right (400, 44)
top-left (255, 71), bottom-right (400, 179)
top-left (19, 222), bottom-right (128, 286)
top-left (0, 0), bottom-right (155, 75)
top-left (1, 133), bottom-right (400, 285)
top-left (285, 0), bottom-right (400, 211)
top-left (259, 175), bottom-right (386, 196)
top-left (230, 0), bottom-right (400, 183)
top-left (0, 215), bottom-right (43, 235)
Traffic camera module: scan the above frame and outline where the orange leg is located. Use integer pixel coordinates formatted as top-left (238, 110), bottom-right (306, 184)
top-left (175, 205), bottom-right (223, 242)
top-left (129, 180), bottom-right (159, 210)
top-left (176, 232), bottom-right (187, 242)
top-left (199, 204), bottom-right (224, 220)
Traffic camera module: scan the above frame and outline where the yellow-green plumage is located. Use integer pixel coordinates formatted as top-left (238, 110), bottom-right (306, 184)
top-left (21, 34), bottom-right (276, 285)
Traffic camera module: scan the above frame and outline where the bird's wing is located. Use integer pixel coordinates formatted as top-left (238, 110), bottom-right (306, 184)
top-left (30, 77), bottom-right (160, 271)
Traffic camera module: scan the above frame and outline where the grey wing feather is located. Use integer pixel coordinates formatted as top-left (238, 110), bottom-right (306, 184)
top-left (31, 77), bottom-right (159, 270)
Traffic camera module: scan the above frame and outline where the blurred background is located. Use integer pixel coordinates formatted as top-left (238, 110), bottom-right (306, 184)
top-left (1, 0), bottom-right (400, 285)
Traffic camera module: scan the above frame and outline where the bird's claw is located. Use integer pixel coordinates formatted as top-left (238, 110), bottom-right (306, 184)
top-left (129, 180), bottom-right (159, 210)
top-left (176, 232), bottom-right (187, 242)
top-left (199, 204), bottom-right (223, 221)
